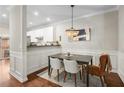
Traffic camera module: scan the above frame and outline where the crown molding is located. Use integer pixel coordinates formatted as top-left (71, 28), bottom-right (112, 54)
top-left (54, 6), bottom-right (118, 25)
top-left (27, 6), bottom-right (118, 31)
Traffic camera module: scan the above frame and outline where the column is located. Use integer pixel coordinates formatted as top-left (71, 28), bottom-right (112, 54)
top-left (9, 5), bottom-right (27, 82)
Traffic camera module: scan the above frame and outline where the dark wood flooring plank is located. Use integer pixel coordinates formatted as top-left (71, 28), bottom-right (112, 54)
top-left (0, 59), bottom-right (60, 87)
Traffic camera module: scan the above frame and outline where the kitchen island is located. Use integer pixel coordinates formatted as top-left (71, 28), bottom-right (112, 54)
top-left (27, 45), bottom-right (62, 74)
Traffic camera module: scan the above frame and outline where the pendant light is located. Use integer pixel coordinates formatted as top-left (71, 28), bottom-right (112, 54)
top-left (66, 5), bottom-right (79, 38)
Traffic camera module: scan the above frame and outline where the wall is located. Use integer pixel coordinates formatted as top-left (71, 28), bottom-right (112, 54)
top-left (27, 46), bottom-right (61, 74)
top-left (118, 6), bottom-right (124, 82)
top-left (54, 11), bottom-right (118, 71)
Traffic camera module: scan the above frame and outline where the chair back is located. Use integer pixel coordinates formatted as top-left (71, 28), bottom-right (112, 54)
top-left (99, 54), bottom-right (109, 73)
top-left (50, 57), bottom-right (63, 69)
top-left (63, 59), bottom-right (80, 73)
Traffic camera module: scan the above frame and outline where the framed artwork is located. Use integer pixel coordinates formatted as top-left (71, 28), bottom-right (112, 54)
top-left (68, 28), bottom-right (91, 41)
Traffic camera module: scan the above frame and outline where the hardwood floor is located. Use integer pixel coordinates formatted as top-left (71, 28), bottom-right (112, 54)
top-left (0, 59), bottom-right (123, 87)
top-left (0, 59), bottom-right (61, 87)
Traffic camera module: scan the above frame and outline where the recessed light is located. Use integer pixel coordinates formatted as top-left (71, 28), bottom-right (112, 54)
top-left (34, 11), bottom-right (39, 16)
top-left (29, 22), bottom-right (33, 25)
top-left (46, 17), bottom-right (51, 21)
top-left (2, 14), bottom-right (7, 18)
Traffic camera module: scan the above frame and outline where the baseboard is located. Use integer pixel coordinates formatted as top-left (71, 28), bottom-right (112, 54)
top-left (10, 50), bottom-right (27, 83)
top-left (10, 70), bottom-right (28, 83)
top-left (118, 70), bottom-right (124, 83)
top-left (28, 65), bottom-right (41, 74)
top-left (27, 64), bottom-right (47, 74)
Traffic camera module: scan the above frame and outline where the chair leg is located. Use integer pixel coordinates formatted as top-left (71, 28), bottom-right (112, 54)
top-left (69, 73), bottom-right (72, 79)
top-left (79, 71), bottom-right (82, 80)
top-left (50, 68), bottom-right (53, 77)
top-left (100, 76), bottom-right (104, 87)
top-left (74, 74), bottom-right (77, 87)
top-left (64, 71), bottom-right (67, 82)
top-left (82, 65), bottom-right (85, 82)
top-left (57, 69), bottom-right (59, 82)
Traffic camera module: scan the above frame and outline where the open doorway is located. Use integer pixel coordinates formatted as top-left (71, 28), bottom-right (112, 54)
top-left (0, 6), bottom-right (10, 86)
top-left (0, 6), bottom-right (9, 62)
top-left (0, 28), bottom-right (9, 63)
top-left (0, 36), bottom-right (9, 60)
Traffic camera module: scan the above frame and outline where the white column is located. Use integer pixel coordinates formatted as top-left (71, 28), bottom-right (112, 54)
top-left (9, 5), bottom-right (27, 82)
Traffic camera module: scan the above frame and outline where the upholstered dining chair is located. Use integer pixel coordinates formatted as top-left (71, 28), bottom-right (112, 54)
top-left (50, 57), bottom-right (63, 81)
top-left (87, 54), bottom-right (111, 86)
top-left (63, 59), bottom-right (82, 87)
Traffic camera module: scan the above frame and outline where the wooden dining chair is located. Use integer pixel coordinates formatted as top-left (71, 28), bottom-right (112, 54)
top-left (50, 57), bottom-right (63, 81)
top-left (87, 54), bottom-right (111, 86)
top-left (63, 59), bottom-right (82, 87)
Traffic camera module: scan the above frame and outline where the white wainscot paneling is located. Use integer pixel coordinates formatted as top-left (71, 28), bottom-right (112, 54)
top-left (62, 48), bottom-right (118, 72)
top-left (94, 53), bottom-right (118, 72)
top-left (10, 51), bottom-right (28, 83)
top-left (10, 53), bottom-right (23, 77)
top-left (27, 47), bottom-right (61, 74)
top-left (118, 51), bottom-right (124, 82)
top-left (27, 52), bottom-right (42, 74)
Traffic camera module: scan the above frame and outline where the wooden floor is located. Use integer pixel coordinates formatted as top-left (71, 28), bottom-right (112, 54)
top-left (0, 59), bottom-right (123, 87)
top-left (0, 60), bottom-right (61, 87)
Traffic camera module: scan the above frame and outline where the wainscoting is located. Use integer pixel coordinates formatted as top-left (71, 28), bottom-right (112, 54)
top-left (62, 48), bottom-right (118, 72)
top-left (10, 51), bottom-right (28, 83)
top-left (27, 46), bottom-right (62, 74)
top-left (118, 51), bottom-right (124, 82)
top-left (9, 48), bottom-right (124, 83)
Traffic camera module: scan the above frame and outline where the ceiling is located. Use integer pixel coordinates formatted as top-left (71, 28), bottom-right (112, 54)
top-left (0, 5), bottom-right (117, 28)
top-left (0, 5), bottom-right (9, 27)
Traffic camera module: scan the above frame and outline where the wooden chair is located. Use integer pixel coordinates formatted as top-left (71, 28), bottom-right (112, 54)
top-left (104, 72), bottom-right (124, 87)
top-left (88, 54), bottom-right (111, 86)
top-left (63, 59), bottom-right (82, 87)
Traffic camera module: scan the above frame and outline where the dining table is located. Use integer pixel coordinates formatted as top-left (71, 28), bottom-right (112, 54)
top-left (48, 53), bottom-right (93, 87)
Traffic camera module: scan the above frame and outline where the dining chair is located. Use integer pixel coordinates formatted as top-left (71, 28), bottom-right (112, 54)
top-left (63, 59), bottom-right (82, 87)
top-left (50, 57), bottom-right (63, 81)
top-left (87, 54), bottom-right (111, 86)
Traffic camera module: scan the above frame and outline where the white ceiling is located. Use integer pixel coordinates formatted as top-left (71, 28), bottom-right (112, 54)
top-left (0, 5), bottom-right (9, 27)
top-left (0, 5), bottom-right (117, 28)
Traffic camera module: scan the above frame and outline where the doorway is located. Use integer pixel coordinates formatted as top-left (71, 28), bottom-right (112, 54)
top-left (0, 36), bottom-right (9, 60)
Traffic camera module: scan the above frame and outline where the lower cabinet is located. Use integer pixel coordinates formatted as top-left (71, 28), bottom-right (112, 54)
top-left (27, 46), bottom-right (61, 74)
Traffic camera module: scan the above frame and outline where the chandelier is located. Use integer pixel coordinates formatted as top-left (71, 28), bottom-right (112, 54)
top-left (66, 5), bottom-right (79, 38)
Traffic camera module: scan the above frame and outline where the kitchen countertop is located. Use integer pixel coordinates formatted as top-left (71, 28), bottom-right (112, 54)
top-left (27, 44), bottom-right (61, 48)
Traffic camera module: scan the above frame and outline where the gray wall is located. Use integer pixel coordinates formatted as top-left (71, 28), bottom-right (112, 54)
top-left (118, 6), bottom-right (124, 81)
top-left (119, 6), bottom-right (124, 52)
top-left (55, 11), bottom-right (118, 51)
top-left (52, 11), bottom-right (118, 71)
